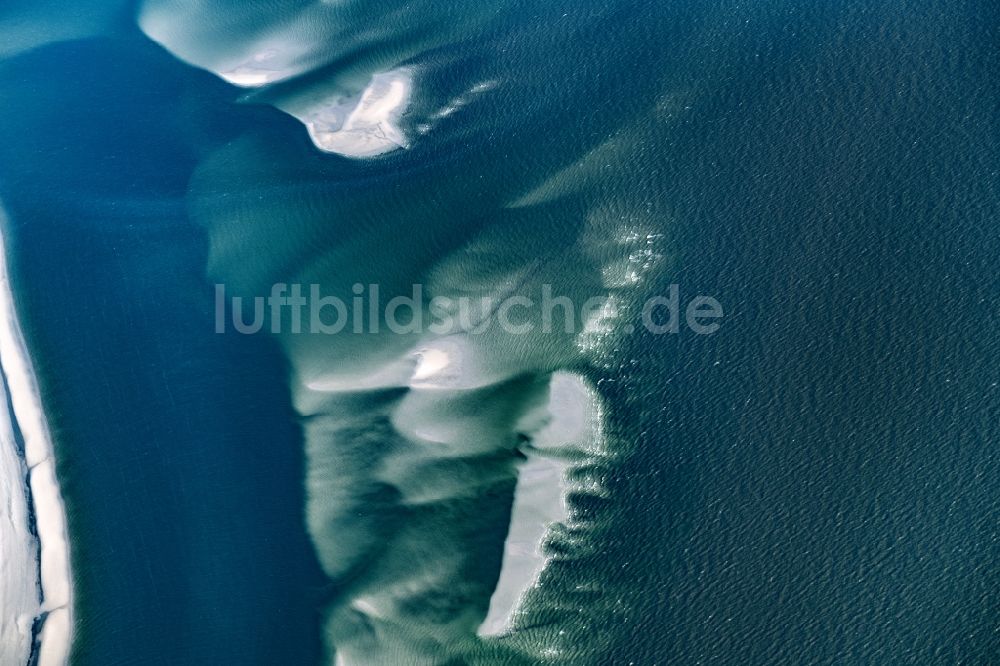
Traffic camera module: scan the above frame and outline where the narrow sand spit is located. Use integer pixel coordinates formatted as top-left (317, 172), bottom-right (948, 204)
top-left (0, 206), bottom-right (74, 666)
top-left (479, 372), bottom-right (603, 637)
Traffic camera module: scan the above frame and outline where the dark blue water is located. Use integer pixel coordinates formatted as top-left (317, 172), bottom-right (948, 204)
top-left (0, 38), bottom-right (329, 664)
top-left (0, 0), bottom-right (997, 663)
top-left (599, 1), bottom-right (1000, 662)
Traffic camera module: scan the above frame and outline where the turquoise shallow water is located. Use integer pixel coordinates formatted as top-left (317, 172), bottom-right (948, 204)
top-left (0, 0), bottom-right (997, 663)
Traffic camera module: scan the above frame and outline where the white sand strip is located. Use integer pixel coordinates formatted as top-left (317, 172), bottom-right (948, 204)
top-left (0, 206), bottom-right (74, 665)
top-left (477, 453), bottom-right (569, 637)
top-left (478, 372), bottom-right (601, 637)
top-left (0, 379), bottom-right (38, 666)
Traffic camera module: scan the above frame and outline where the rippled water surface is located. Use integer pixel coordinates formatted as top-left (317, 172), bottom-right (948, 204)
top-left (0, 0), bottom-right (997, 664)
